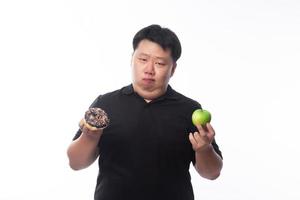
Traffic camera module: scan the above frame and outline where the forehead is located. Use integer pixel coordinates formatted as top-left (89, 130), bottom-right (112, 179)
top-left (135, 39), bottom-right (172, 59)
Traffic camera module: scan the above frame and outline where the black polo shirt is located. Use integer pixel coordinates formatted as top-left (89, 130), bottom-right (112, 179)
top-left (73, 84), bottom-right (222, 200)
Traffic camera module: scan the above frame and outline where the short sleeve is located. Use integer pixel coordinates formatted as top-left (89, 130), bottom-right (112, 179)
top-left (211, 139), bottom-right (223, 159)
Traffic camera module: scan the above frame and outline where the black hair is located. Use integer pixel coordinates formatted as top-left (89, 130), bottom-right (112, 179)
top-left (132, 24), bottom-right (182, 62)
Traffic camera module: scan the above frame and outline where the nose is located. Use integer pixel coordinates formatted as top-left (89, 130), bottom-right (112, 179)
top-left (144, 61), bottom-right (155, 75)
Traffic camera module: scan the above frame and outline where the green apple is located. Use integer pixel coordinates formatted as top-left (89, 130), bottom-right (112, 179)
top-left (192, 109), bottom-right (211, 126)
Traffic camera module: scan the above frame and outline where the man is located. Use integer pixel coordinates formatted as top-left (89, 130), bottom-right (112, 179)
top-left (67, 24), bottom-right (223, 200)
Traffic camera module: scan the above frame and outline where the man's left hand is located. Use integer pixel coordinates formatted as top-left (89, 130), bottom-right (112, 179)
top-left (189, 123), bottom-right (215, 153)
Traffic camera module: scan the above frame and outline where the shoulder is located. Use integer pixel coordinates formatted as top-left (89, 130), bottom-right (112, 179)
top-left (90, 85), bottom-right (131, 107)
top-left (170, 86), bottom-right (202, 110)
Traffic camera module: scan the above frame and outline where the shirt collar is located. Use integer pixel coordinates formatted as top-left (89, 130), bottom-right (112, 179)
top-left (121, 84), bottom-right (135, 95)
top-left (121, 84), bottom-right (179, 101)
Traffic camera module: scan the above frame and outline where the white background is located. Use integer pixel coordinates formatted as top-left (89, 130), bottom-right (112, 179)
top-left (1, 0), bottom-right (300, 199)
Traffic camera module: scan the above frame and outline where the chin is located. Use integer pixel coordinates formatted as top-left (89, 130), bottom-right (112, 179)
top-left (138, 81), bottom-right (155, 90)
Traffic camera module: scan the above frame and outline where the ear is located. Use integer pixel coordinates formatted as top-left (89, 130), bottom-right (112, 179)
top-left (171, 63), bottom-right (177, 77)
top-left (130, 52), bottom-right (134, 65)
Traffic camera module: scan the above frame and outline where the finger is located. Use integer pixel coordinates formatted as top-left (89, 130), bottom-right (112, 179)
top-left (82, 125), bottom-right (90, 134)
top-left (196, 124), bottom-right (203, 132)
top-left (196, 125), bottom-right (207, 137)
top-left (80, 119), bottom-right (94, 134)
top-left (206, 123), bottom-right (214, 133)
top-left (193, 132), bottom-right (202, 142)
top-left (79, 119), bottom-right (84, 130)
top-left (206, 123), bottom-right (215, 141)
top-left (82, 126), bottom-right (99, 136)
top-left (206, 123), bottom-right (215, 138)
top-left (189, 132), bottom-right (198, 146)
top-left (195, 131), bottom-right (210, 144)
top-left (202, 125), bottom-right (209, 132)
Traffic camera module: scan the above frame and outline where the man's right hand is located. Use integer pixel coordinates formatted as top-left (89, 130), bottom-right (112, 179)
top-left (67, 119), bottom-right (102, 170)
top-left (79, 118), bottom-right (103, 139)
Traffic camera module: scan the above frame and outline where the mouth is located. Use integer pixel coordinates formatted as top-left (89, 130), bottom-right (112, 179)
top-left (142, 78), bottom-right (155, 84)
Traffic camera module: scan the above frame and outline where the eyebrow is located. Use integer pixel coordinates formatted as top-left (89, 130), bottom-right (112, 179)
top-left (138, 53), bottom-right (168, 60)
top-left (137, 53), bottom-right (150, 57)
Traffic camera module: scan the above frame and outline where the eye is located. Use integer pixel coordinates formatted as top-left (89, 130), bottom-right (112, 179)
top-left (156, 62), bottom-right (166, 66)
top-left (138, 57), bottom-right (147, 62)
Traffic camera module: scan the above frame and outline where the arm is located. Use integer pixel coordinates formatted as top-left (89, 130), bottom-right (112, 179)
top-left (67, 121), bottom-right (103, 170)
top-left (189, 123), bottom-right (223, 180)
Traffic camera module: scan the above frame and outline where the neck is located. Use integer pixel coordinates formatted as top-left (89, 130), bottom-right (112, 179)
top-left (132, 84), bottom-right (168, 101)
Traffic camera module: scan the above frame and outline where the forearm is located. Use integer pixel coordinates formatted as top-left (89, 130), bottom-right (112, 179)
top-left (194, 144), bottom-right (223, 180)
top-left (67, 132), bottom-right (101, 170)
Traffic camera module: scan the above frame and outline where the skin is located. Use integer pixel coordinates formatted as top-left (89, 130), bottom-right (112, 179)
top-left (67, 39), bottom-right (223, 180)
top-left (131, 39), bottom-right (176, 102)
top-left (67, 121), bottom-right (102, 170)
top-left (189, 123), bottom-right (223, 180)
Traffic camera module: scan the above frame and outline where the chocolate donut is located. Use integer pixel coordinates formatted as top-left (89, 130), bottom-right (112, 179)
top-left (84, 107), bottom-right (110, 129)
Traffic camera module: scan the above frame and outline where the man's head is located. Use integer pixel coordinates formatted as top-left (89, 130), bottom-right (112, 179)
top-left (133, 24), bottom-right (181, 63)
top-left (131, 25), bottom-right (182, 101)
